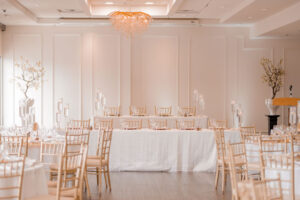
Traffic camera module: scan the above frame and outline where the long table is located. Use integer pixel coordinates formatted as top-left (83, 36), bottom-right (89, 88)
top-left (88, 128), bottom-right (240, 172)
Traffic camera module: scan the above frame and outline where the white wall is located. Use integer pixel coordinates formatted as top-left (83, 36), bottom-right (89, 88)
top-left (2, 25), bottom-right (300, 131)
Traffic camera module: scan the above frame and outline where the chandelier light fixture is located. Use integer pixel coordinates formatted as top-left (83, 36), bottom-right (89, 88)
top-left (110, 11), bottom-right (152, 36)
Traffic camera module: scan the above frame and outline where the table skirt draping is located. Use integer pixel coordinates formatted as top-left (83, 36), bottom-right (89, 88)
top-left (88, 129), bottom-right (240, 172)
top-left (28, 129), bottom-right (240, 172)
top-left (93, 115), bottom-right (209, 129)
top-left (0, 164), bottom-right (48, 200)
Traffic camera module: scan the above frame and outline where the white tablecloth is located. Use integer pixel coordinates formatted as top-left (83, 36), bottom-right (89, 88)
top-left (265, 161), bottom-right (300, 196)
top-left (28, 128), bottom-right (239, 172)
top-left (88, 128), bottom-right (240, 172)
top-left (93, 115), bottom-right (209, 129)
top-left (0, 163), bottom-right (48, 199)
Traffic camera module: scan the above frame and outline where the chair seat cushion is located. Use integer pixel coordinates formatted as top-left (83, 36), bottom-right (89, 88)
top-left (25, 194), bottom-right (75, 200)
top-left (86, 158), bottom-right (108, 167)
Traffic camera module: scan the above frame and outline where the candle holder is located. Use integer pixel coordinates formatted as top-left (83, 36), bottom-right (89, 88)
top-left (94, 89), bottom-right (106, 116)
top-left (56, 98), bottom-right (70, 129)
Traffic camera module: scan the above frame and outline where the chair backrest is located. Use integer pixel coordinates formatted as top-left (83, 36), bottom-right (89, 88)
top-left (208, 119), bottom-right (227, 129)
top-left (238, 177), bottom-right (283, 200)
top-left (69, 119), bottom-right (90, 130)
top-left (240, 127), bottom-right (257, 138)
top-left (93, 117), bottom-right (113, 130)
top-left (0, 133), bottom-right (29, 157)
top-left (260, 153), bottom-right (294, 200)
top-left (65, 130), bottom-right (90, 155)
top-left (227, 142), bottom-right (249, 199)
top-left (104, 106), bottom-right (120, 116)
top-left (177, 106), bottom-right (196, 116)
top-left (154, 106), bottom-right (172, 116)
top-left (259, 135), bottom-right (288, 154)
top-left (96, 129), bottom-right (113, 163)
top-left (120, 119), bottom-right (142, 130)
top-left (129, 106), bottom-right (147, 116)
top-left (148, 119), bottom-right (167, 130)
top-left (176, 119), bottom-right (195, 130)
top-left (213, 128), bottom-right (226, 164)
top-left (0, 157), bottom-right (25, 200)
top-left (290, 134), bottom-right (300, 154)
top-left (56, 149), bottom-right (87, 200)
top-left (40, 141), bottom-right (65, 166)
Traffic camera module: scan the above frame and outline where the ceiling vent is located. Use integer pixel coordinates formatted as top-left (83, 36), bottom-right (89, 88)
top-left (175, 10), bottom-right (199, 14)
top-left (57, 9), bottom-right (83, 14)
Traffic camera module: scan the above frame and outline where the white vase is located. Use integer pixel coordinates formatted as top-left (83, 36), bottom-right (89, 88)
top-left (19, 98), bottom-right (35, 126)
top-left (265, 99), bottom-right (279, 115)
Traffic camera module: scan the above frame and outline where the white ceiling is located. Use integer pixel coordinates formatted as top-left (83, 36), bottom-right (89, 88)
top-left (0, 0), bottom-right (300, 37)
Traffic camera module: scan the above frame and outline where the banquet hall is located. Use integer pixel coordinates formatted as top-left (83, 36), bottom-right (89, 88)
top-left (0, 0), bottom-right (300, 199)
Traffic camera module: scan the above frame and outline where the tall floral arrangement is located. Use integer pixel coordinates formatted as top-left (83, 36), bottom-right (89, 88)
top-left (13, 57), bottom-right (45, 99)
top-left (261, 57), bottom-right (284, 99)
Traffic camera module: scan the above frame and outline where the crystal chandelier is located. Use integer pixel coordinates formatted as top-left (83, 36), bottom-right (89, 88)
top-left (110, 11), bottom-right (152, 36)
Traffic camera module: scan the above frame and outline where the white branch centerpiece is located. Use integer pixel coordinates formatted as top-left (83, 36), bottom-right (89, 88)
top-left (13, 57), bottom-right (45, 126)
top-left (261, 57), bottom-right (284, 115)
top-left (193, 89), bottom-right (205, 116)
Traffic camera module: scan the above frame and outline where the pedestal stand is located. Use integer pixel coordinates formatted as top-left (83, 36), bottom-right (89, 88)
top-left (266, 115), bottom-right (280, 135)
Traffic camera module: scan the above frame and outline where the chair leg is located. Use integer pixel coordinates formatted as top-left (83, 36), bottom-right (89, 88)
top-left (96, 167), bottom-right (99, 186)
top-left (98, 169), bottom-right (102, 194)
top-left (104, 169), bottom-right (108, 190)
top-left (215, 164), bottom-right (220, 190)
top-left (84, 172), bottom-right (91, 198)
top-left (222, 167), bottom-right (226, 193)
top-left (106, 165), bottom-right (111, 192)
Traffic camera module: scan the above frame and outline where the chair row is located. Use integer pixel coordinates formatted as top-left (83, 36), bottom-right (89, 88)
top-left (101, 105), bottom-right (196, 117)
top-left (0, 127), bottom-right (114, 200)
top-left (214, 127), bottom-right (300, 200)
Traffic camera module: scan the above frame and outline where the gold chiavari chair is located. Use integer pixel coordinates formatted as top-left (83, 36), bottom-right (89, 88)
top-left (93, 117), bottom-right (113, 130)
top-left (238, 176), bottom-right (283, 200)
top-left (290, 134), bottom-right (300, 156)
top-left (0, 157), bottom-right (25, 200)
top-left (120, 119), bottom-right (142, 130)
top-left (129, 106), bottom-right (147, 116)
top-left (177, 106), bottom-right (196, 117)
top-left (240, 128), bottom-right (262, 178)
top-left (28, 149), bottom-right (87, 200)
top-left (208, 119), bottom-right (227, 129)
top-left (176, 119), bottom-right (195, 130)
top-left (227, 142), bottom-right (249, 200)
top-left (69, 119), bottom-right (90, 130)
top-left (40, 141), bottom-right (65, 180)
top-left (0, 133), bottom-right (29, 157)
top-left (148, 119), bottom-right (168, 130)
top-left (104, 106), bottom-right (120, 116)
top-left (154, 106), bottom-right (172, 116)
top-left (214, 128), bottom-right (229, 193)
top-left (48, 130), bottom-right (90, 181)
top-left (260, 153), bottom-right (295, 200)
top-left (86, 129), bottom-right (113, 193)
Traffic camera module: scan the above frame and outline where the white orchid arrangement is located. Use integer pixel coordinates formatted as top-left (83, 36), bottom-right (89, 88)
top-left (14, 57), bottom-right (45, 100)
top-left (261, 57), bottom-right (284, 99)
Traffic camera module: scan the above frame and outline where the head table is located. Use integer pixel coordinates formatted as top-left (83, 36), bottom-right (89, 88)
top-left (27, 128), bottom-right (240, 172)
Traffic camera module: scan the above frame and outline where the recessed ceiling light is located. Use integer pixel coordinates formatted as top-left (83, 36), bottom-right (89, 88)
top-left (145, 2), bottom-right (154, 5)
top-left (247, 16), bottom-right (253, 20)
top-left (260, 8), bottom-right (268, 12)
top-left (105, 2), bottom-right (114, 5)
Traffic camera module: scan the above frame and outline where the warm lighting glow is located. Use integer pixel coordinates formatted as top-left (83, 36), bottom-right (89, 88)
top-left (110, 11), bottom-right (152, 36)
